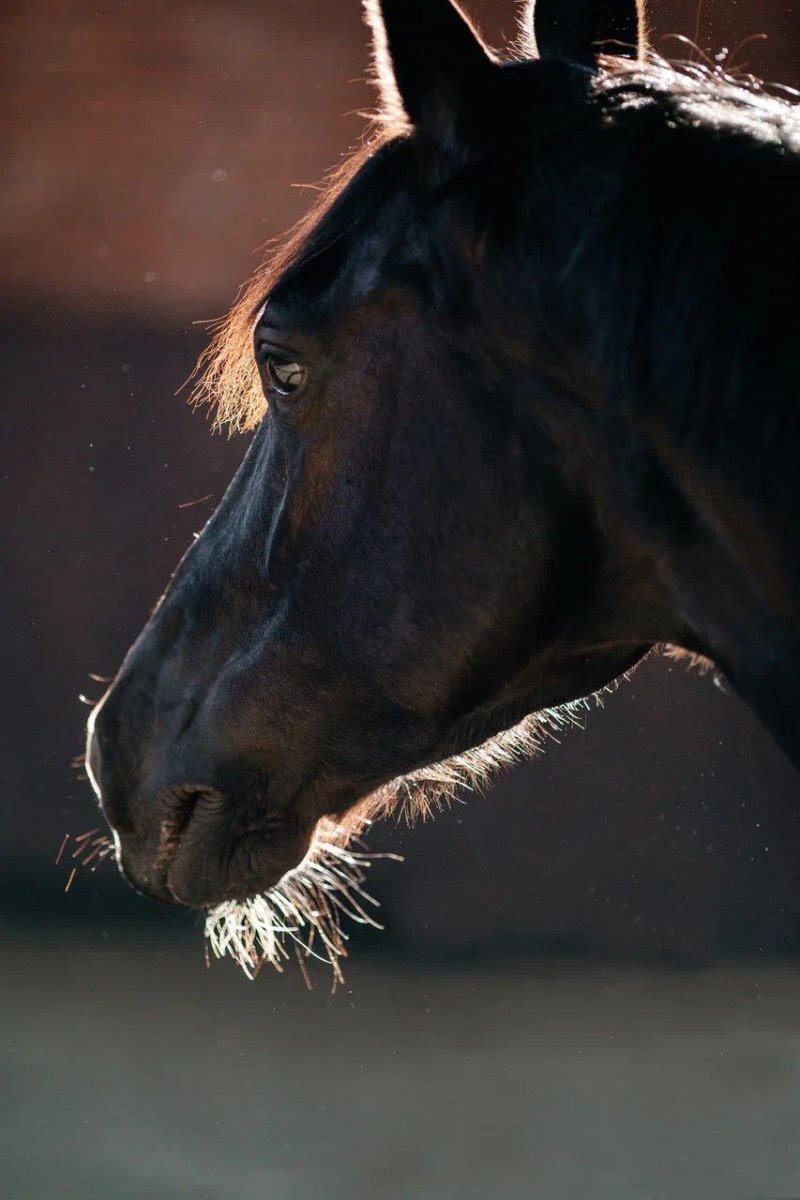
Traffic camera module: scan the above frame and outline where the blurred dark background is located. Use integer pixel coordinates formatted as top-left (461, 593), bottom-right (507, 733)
top-left (3, 3), bottom-right (800, 1197)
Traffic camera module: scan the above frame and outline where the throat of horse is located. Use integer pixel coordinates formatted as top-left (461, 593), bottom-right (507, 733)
top-left (628, 415), bottom-right (800, 769)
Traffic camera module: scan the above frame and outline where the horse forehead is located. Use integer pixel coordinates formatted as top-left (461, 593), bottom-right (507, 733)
top-left (270, 214), bottom-right (424, 326)
top-left (266, 155), bottom-right (434, 320)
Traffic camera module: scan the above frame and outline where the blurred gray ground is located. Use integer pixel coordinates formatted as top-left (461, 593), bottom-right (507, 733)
top-left (4, 917), bottom-right (800, 1200)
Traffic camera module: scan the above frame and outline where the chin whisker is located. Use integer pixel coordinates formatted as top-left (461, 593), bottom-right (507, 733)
top-left (203, 690), bottom-right (621, 981)
top-left (203, 816), bottom-right (402, 985)
top-left (371, 693), bottom-right (606, 824)
top-left (205, 683), bottom-right (638, 983)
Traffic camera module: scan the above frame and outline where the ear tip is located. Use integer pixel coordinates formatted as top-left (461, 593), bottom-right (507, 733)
top-left (516, 0), bottom-right (537, 57)
top-left (524, 0), bottom-right (647, 64)
top-left (363, 0), bottom-right (411, 130)
top-left (363, 0), bottom-right (495, 139)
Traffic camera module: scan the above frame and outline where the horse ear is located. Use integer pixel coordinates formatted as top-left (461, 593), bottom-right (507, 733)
top-left (364, 0), bottom-right (495, 144)
top-left (525, 0), bottom-right (646, 67)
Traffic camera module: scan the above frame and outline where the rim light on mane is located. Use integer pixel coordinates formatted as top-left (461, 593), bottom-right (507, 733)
top-left (192, 51), bottom-right (800, 439)
top-left (191, 133), bottom-right (395, 436)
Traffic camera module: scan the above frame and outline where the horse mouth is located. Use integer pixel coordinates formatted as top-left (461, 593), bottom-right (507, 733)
top-left (125, 782), bottom-right (313, 910)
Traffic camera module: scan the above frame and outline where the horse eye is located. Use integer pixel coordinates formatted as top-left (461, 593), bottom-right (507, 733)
top-left (260, 352), bottom-right (307, 402)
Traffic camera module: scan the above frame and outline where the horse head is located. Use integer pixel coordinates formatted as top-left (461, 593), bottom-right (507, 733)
top-left (89, 0), bottom-right (793, 936)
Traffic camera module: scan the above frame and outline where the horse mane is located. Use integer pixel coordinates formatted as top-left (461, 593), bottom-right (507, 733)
top-left (596, 51), bottom-right (800, 147)
top-left (193, 51), bottom-right (800, 438)
top-left (590, 54), bottom-right (800, 490)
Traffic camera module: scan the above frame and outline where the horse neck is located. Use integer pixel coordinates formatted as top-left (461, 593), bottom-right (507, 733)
top-left (597, 137), bottom-right (800, 766)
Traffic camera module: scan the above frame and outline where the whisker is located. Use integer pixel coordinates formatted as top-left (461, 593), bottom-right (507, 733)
top-left (178, 493), bottom-right (214, 510)
top-left (293, 944), bottom-right (314, 991)
top-left (90, 844), bottom-right (116, 872)
top-left (204, 815), bottom-right (397, 984)
top-left (73, 827), bottom-right (100, 845)
top-left (78, 838), bottom-right (110, 868)
top-left (57, 828), bottom-right (114, 890)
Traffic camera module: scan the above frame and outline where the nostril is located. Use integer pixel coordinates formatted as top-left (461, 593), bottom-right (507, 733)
top-left (191, 789), bottom-right (228, 818)
top-left (154, 784), bottom-right (226, 874)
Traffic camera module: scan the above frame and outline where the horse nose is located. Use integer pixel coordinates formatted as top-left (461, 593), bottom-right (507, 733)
top-left (86, 692), bottom-right (114, 816)
top-left (86, 697), bottom-right (106, 803)
top-left (86, 683), bottom-right (138, 836)
top-left (85, 657), bottom-right (233, 905)
top-left (86, 691), bottom-right (191, 906)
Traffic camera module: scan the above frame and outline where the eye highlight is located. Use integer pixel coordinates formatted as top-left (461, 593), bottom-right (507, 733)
top-left (256, 339), bottom-right (308, 405)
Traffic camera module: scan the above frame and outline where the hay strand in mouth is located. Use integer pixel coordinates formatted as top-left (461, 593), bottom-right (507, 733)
top-left (204, 817), bottom-right (401, 985)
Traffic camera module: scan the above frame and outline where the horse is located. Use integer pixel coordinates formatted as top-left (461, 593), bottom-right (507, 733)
top-left (86, 0), bottom-right (800, 975)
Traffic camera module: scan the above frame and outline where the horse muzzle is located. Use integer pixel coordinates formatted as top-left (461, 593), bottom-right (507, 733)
top-left (86, 691), bottom-right (312, 909)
